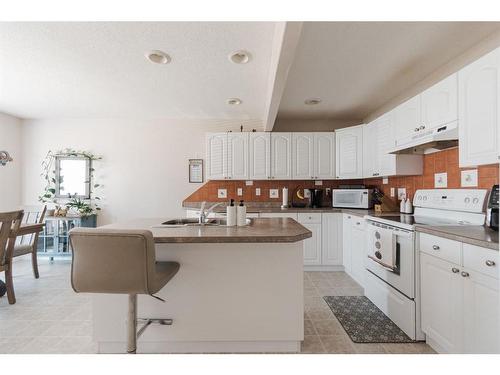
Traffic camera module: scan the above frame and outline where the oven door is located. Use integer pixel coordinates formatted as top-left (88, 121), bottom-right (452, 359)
top-left (365, 221), bottom-right (415, 299)
top-left (332, 190), bottom-right (365, 208)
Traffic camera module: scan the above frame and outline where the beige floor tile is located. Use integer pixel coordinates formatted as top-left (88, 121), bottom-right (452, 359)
top-left (304, 287), bottom-right (319, 297)
top-left (301, 335), bottom-right (325, 353)
top-left (305, 307), bottom-right (333, 320)
top-left (312, 319), bottom-right (345, 336)
top-left (382, 342), bottom-right (436, 354)
top-left (304, 320), bottom-right (316, 335)
top-left (319, 335), bottom-right (356, 354)
top-left (17, 336), bottom-right (64, 354)
top-left (352, 343), bottom-right (387, 354)
top-left (307, 272), bottom-right (327, 280)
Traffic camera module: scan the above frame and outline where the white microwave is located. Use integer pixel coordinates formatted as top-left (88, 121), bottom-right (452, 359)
top-left (332, 189), bottom-right (373, 209)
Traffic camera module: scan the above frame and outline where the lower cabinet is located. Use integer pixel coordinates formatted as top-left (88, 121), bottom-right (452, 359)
top-left (302, 222), bottom-right (322, 265)
top-left (342, 213), bottom-right (366, 288)
top-left (419, 235), bottom-right (499, 354)
top-left (321, 213), bottom-right (343, 265)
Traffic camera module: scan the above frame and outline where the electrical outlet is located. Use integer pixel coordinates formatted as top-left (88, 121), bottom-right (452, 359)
top-left (325, 187), bottom-right (331, 195)
top-left (461, 169), bottom-right (478, 187)
top-left (314, 180), bottom-right (323, 186)
top-left (390, 187), bottom-right (395, 197)
top-left (434, 172), bottom-right (448, 188)
top-left (237, 188), bottom-right (243, 196)
top-left (269, 189), bottom-right (279, 198)
top-left (255, 188), bottom-right (261, 196)
top-left (245, 180), bottom-right (253, 186)
top-left (397, 188), bottom-right (406, 200)
top-left (382, 177), bottom-right (389, 185)
top-left (217, 189), bottom-right (227, 198)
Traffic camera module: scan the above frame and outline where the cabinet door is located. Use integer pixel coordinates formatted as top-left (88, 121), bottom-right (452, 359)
top-left (420, 253), bottom-right (463, 353)
top-left (362, 122), bottom-right (378, 178)
top-left (421, 73), bottom-right (458, 130)
top-left (292, 133), bottom-right (314, 179)
top-left (313, 133), bottom-right (336, 179)
top-left (342, 214), bottom-right (352, 274)
top-left (394, 95), bottom-right (421, 145)
top-left (321, 213), bottom-right (342, 265)
top-left (459, 47), bottom-right (500, 167)
top-left (350, 219), bottom-right (366, 288)
top-left (206, 133), bottom-right (227, 180)
top-left (302, 222), bottom-right (322, 266)
top-left (463, 270), bottom-right (500, 353)
top-left (335, 125), bottom-right (363, 179)
top-left (270, 133), bottom-right (292, 179)
top-left (376, 111), bottom-right (398, 177)
top-left (249, 132), bottom-right (271, 180)
top-left (227, 133), bottom-right (249, 180)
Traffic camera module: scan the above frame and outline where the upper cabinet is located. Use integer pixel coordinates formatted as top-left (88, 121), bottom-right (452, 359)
top-left (206, 133), bottom-right (228, 180)
top-left (459, 47), bottom-right (500, 167)
top-left (249, 132), bottom-right (271, 180)
top-left (421, 73), bottom-right (458, 130)
top-left (270, 132), bottom-right (292, 179)
top-left (206, 132), bottom-right (249, 180)
top-left (292, 132), bottom-right (335, 180)
top-left (394, 95), bottom-right (421, 146)
top-left (335, 125), bottom-right (363, 179)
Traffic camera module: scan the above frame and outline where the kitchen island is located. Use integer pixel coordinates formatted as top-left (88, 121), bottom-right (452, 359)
top-left (92, 218), bottom-right (311, 353)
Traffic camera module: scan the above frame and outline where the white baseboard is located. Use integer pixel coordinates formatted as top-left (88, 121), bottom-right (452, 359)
top-left (98, 340), bottom-right (301, 354)
top-left (304, 265), bottom-right (345, 272)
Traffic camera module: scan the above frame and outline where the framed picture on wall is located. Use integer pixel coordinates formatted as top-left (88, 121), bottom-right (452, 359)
top-left (189, 159), bottom-right (204, 183)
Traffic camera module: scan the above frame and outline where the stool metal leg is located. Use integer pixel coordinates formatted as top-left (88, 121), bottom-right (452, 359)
top-left (127, 294), bottom-right (137, 354)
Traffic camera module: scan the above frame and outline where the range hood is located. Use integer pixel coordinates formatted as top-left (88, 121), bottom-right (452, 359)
top-left (389, 121), bottom-right (458, 155)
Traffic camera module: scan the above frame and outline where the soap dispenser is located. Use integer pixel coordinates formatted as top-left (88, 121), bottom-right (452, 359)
top-left (400, 197), bottom-right (406, 213)
top-left (226, 199), bottom-right (236, 226)
top-left (405, 196), bottom-right (413, 214)
top-left (237, 200), bottom-right (247, 226)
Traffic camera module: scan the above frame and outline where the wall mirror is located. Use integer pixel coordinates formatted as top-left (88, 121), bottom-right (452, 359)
top-left (55, 156), bottom-right (90, 198)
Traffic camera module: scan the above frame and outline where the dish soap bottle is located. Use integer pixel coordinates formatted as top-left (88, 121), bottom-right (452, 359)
top-left (405, 196), bottom-right (413, 214)
top-left (226, 199), bottom-right (236, 226)
top-left (400, 197), bottom-right (406, 213)
top-left (237, 200), bottom-right (247, 226)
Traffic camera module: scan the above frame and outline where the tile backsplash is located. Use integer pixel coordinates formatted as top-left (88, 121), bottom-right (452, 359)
top-left (184, 147), bottom-right (499, 205)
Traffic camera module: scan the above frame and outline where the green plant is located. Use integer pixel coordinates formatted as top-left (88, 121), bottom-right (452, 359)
top-left (39, 148), bottom-right (102, 216)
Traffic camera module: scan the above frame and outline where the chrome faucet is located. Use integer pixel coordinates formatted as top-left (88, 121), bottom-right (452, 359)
top-left (198, 201), bottom-right (223, 224)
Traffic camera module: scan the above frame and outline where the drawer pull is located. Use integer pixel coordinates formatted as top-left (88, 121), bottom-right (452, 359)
top-left (485, 260), bottom-right (496, 267)
top-left (356, 222), bottom-right (360, 225)
top-left (432, 245), bottom-right (440, 250)
top-left (451, 267), bottom-right (460, 273)
top-left (461, 271), bottom-right (470, 278)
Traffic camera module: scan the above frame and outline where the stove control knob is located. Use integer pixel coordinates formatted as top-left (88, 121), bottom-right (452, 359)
top-left (472, 197), bottom-right (479, 204)
top-left (375, 241), bottom-right (381, 249)
top-left (375, 231), bottom-right (381, 239)
top-left (423, 196), bottom-right (427, 201)
top-left (375, 251), bottom-right (382, 260)
top-left (464, 197), bottom-right (470, 204)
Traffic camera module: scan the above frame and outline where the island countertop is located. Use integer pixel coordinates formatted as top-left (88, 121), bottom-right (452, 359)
top-left (101, 217), bottom-right (312, 243)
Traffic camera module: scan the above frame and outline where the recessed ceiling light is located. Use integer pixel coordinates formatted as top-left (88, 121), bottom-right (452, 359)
top-left (145, 50), bottom-right (171, 65)
top-left (227, 98), bottom-right (242, 105)
top-left (304, 98), bottom-right (322, 105)
top-left (229, 50), bottom-right (251, 64)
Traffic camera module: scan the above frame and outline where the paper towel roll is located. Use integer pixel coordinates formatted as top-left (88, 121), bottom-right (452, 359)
top-left (282, 187), bottom-right (288, 207)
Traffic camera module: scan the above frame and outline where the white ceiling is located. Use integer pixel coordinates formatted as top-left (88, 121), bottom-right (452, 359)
top-left (0, 22), bottom-right (277, 119)
top-left (278, 22), bottom-right (500, 121)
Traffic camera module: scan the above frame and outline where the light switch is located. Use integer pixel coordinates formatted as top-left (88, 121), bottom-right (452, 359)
top-left (397, 188), bottom-right (406, 200)
top-left (237, 188), bottom-right (243, 196)
top-left (269, 189), bottom-right (279, 198)
top-left (390, 187), bottom-right (395, 197)
top-left (382, 177), bottom-right (389, 185)
top-left (217, 189), bottom-right (227, 198)
top-left (434, 172), bottom-right (448, 188)
top-left (461, 169), bottom-right (478, 187)
top-left (255, 188), bottom-right (261, 196)
top-left (245, 180), bottom-right (253, 186)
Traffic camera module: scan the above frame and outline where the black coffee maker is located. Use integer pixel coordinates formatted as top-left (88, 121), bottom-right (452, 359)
top-left (486, 185), bottom-right (499, 231)
top-left (307, 189), bottom-right (323, 208)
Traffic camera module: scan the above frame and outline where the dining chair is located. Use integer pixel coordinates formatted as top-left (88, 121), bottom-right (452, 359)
top-left (0, 210), bottom-right (24, 304)
top-left (14, 205), bottom-right (47, 278)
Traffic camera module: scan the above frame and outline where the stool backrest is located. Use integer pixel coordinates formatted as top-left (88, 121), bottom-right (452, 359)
top-left (69, 228), bottom-right (157, 295)
top-left (0, 210), bottom-right (24, 266)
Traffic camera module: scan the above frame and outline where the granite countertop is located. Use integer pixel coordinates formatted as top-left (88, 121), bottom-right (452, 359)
top-left (101, 217), bottom-right (312, 244)
top-left (415, 225), bottom-right (499, 251)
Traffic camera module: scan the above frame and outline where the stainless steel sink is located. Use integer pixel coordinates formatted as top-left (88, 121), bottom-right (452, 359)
top-left (160, 218), bottom-right (252, 227)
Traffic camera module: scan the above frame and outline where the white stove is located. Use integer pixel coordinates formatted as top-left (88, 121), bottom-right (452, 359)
top-left (363, 189), bottom-right (488, 341)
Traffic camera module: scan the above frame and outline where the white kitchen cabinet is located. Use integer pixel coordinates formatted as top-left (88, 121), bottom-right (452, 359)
top-left (302, 222), bottom-right (322, 266)
top-left (270, 133), bottom-right (292, 179)
top-left (394, 95), bottom-right (421, 146)
top-left (459, 47), bottom-right (500, 167)
top-left (335, 125), bottom-right (363, 179)
top-left (227, 133), bottom-right (249, 180)
top-left (321, 213), bottom-right (342, 266)
top-left (350, 217), bottom-right (366, 288)
top-left (342, 214), bottom-right (353, 275)
top-left (421, 73), bottom-right (458, 131)
top-left (313, 133), bottom-right (336, 179)
top-left (249, 132), bottom-right (271, 180)
top-left (292, 133), bottom-right (314, 180)
top-left (206, 133), bottom-right (228, 180)
top-left (420, 252), bottom-right (463, 353)
top-left (362, 121), bottom-right (378, 178)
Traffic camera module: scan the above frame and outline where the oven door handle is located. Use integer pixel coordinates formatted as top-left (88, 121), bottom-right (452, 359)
top-left (367, 255), bottom-right (397, 273)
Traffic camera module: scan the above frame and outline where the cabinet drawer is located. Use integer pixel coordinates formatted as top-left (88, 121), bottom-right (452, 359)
top-left (351, 217), bottom-right (365, 229)
top-left (463, 244), bottom-right (499, 279)
top-left (260, 212), bottom-right (298, 220)
top-left (298, 212), bottom-right (322, 224)
top-left (419, 233), bottom-right (461, 265)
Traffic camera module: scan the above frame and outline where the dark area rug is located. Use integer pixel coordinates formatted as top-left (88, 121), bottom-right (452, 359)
top-left (323, 295), bottom-right (415, 343)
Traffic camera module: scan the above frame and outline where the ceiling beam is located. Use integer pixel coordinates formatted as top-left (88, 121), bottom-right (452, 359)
top-left (262, 22), bottom-right (303, 132)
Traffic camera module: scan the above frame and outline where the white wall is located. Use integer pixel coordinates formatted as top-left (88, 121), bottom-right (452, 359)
top-left (22, 118), bottom-right (262, 225)
top-left (0, 112), bottom-right (22, 211)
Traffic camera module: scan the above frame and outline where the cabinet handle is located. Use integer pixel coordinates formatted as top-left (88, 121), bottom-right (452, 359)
top-left (451, 267), bottom-right (460, 273)
top-left (356, 222), bottom-right (360, 225)
top-left (419, 125), bottom-right (425, 130)
top-left (461, 271), bottom-right (470, 278)
top-left (486, 260), bottom-right (496, 267)
top-left (414, 128), bottom-right (419, 132)
top-left (432, 245), bottom-right (440, 250)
